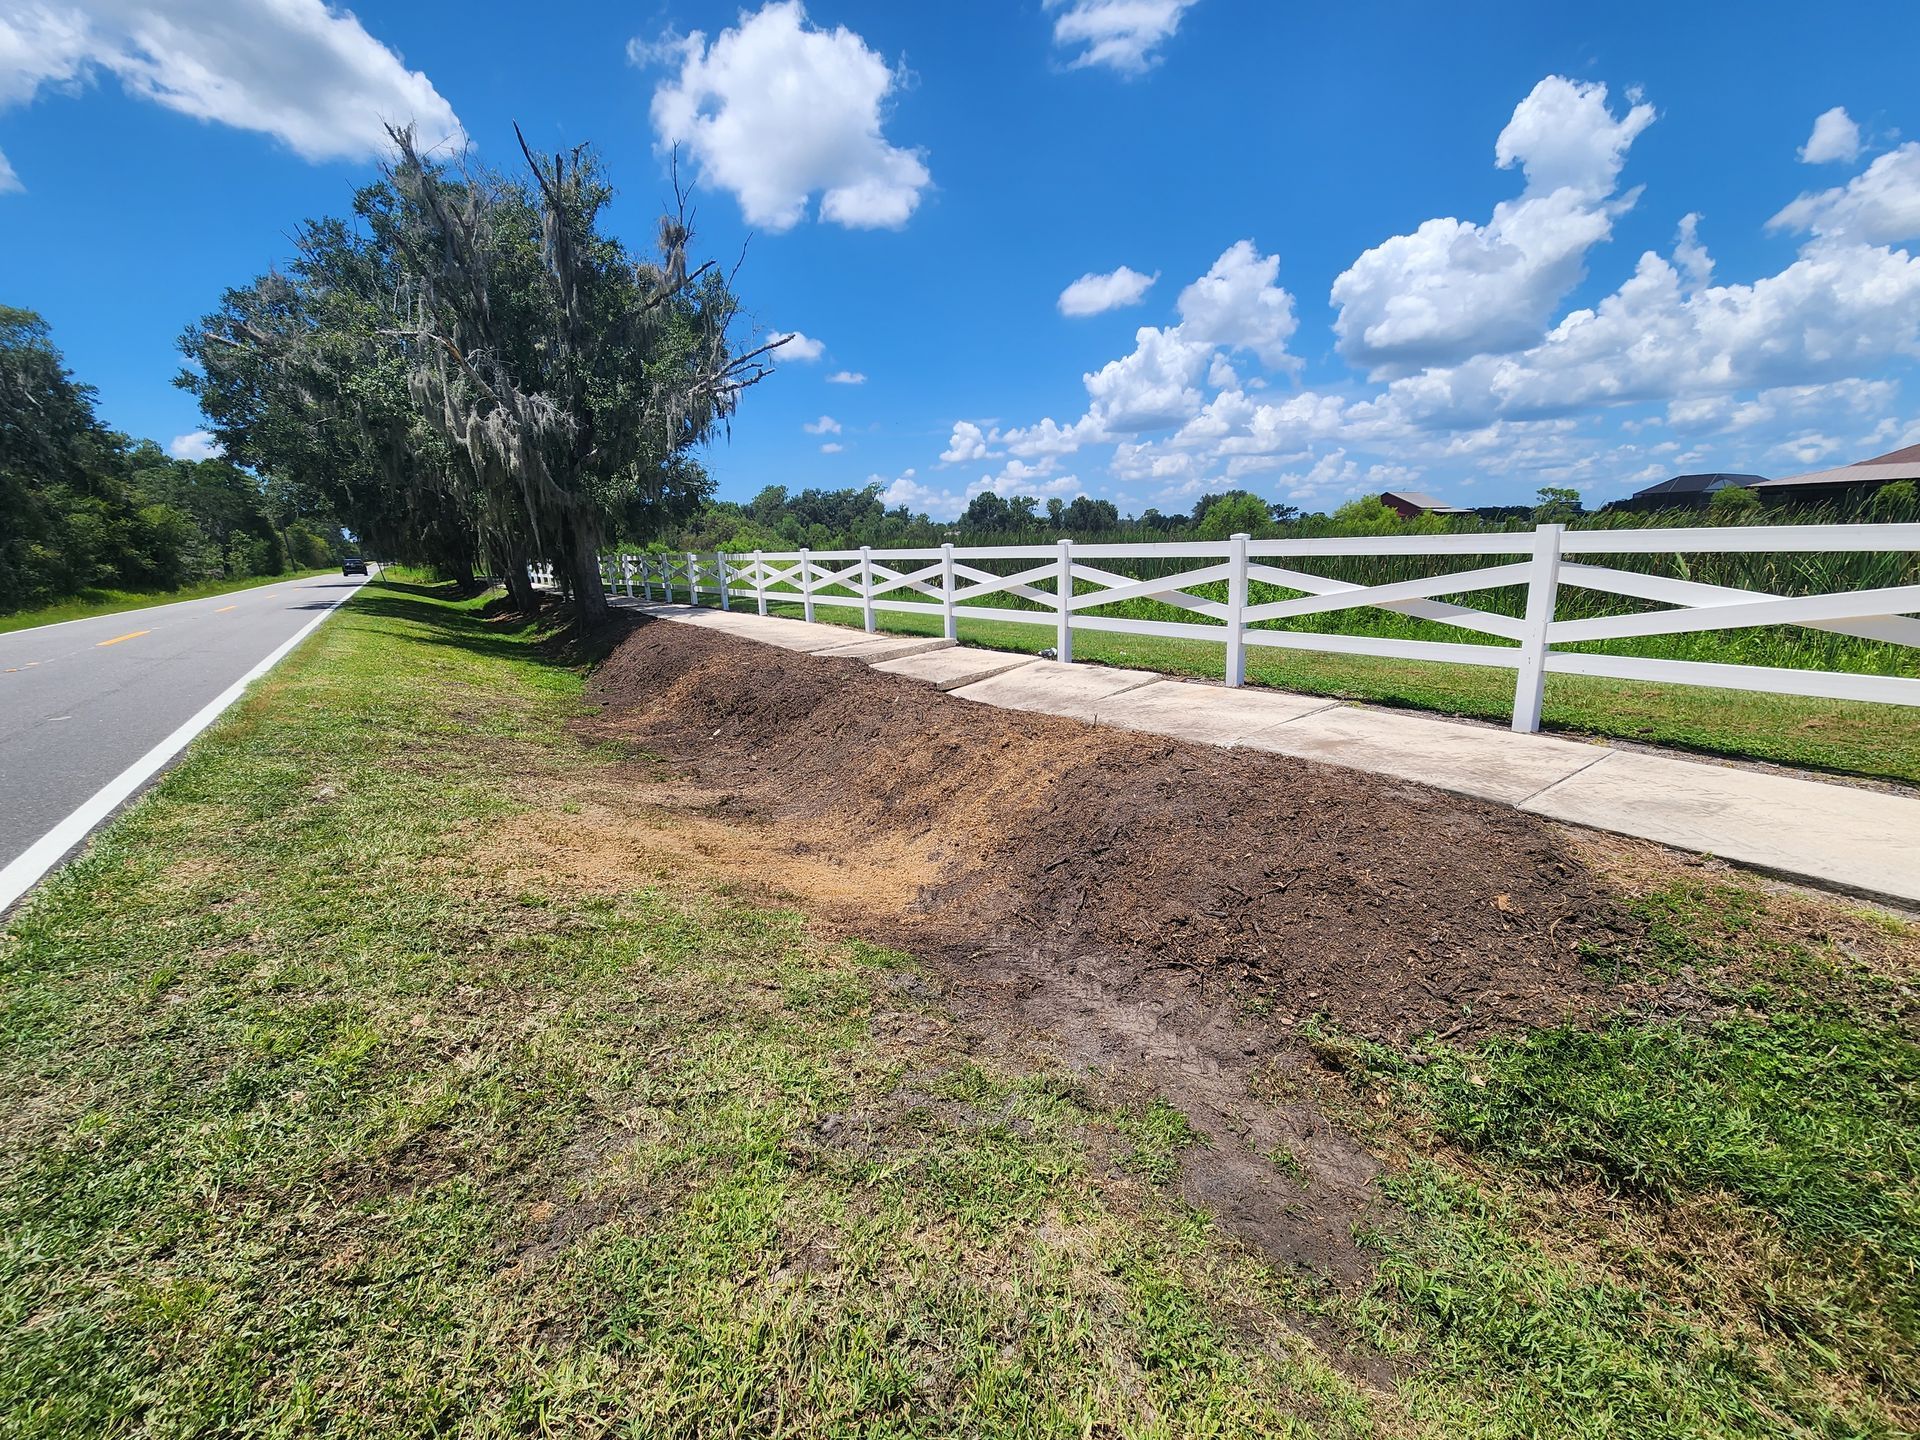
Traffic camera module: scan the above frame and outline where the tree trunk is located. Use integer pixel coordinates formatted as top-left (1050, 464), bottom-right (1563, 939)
top-left (440, 529), bottom-right (478, 593)
top-left (501, 537), bottom-right (538, 614)
top-left (429, 535), bottom-right (477, 593)
top-left (567, 544), bottom-right (609, 629)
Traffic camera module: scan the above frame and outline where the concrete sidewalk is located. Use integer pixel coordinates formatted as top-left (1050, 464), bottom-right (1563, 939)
top-left (622, 601), bottom-right (1920, 909)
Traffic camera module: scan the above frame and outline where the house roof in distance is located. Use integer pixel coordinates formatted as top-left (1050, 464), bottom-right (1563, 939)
top-left (1857, 442), bottom-right (1920, 467)
top-left (1754, 443), bottom-right (1920, 490)
top-left (1631, 472), bottom-right (1767, 498)
top-left (1380, 489), bottom-right (1470, 513)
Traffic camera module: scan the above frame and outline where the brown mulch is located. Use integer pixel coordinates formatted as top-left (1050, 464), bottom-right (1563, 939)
top-left (584, 617), bottom-right (1639, 1044)
top-left (571, 616), bottom-right (1647, 1299)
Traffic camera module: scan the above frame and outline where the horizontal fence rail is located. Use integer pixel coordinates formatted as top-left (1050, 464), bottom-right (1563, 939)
top-left (567, 523), bottom-right (1920, 733)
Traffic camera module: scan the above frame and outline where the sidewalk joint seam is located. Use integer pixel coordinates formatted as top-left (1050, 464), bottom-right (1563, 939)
top-left (1513, 746), bottom-right (1619, 806)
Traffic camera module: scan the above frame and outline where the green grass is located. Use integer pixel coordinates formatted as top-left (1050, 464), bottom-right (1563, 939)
top-left (0, 579), bottom-right (1370, 1436)
top-left (1309, 880), bottom-right (1919, 1437)
top-left (742, 597), bottom-right (1920, 786)
top-left (1368, 1163), bottom-right (1854, 1439)
top-left (5, 576), bottom-right (1913, 1436)
top-left (0, 569), bottom-right (336, 634)
top-left (1357, 991), bottom-right (1920, 1438)
top-left (1117, 1098), bottom-right (1208, 1186)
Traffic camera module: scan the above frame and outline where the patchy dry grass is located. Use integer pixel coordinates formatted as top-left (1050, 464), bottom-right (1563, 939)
top-left (1298, 845), bottom-right (1919, 1438)
top-left (0, 581), bottom-right (1373, 1437)
top-left (2, 578), bottom-right (1913, 1437)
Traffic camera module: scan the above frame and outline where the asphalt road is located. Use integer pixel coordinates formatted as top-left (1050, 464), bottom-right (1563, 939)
top-left (0, 571), bottom-right (370, 880)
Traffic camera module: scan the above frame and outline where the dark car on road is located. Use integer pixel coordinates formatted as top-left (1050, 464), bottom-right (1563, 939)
top-left (342, 556), bottom-right (368, 576)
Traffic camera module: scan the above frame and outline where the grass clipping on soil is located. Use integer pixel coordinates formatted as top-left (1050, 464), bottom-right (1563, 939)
top-left (583, 618), bottom-right (1638, 1043)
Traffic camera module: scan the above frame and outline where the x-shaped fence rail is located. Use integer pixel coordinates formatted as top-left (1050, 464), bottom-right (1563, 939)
top-left (565, 522), bottom-right (1920, 733)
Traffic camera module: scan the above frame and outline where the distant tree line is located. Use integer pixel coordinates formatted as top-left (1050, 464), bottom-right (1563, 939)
top-left (0, 305), bottom-right (340, 614)
top-left (655, 475), bottom-right (1917, 557)
top-left (659, 484), bottom-right (1313, 554)
top-left (661, 480), bottom-right (1570, 557)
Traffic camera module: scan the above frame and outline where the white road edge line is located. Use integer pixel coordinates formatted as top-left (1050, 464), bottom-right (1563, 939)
top-left (0, 572), bottom-right (372, 917)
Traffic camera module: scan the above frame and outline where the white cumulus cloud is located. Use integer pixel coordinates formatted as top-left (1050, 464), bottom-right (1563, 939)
top-left (1799, 106), bottom-right (1861, 165)
top-left (778, 331), bottom-right (826, 361)
top-left (972, 458), bottom-right (1079, 499)
top-left (1068, 240), bottom-right (1296, 435)
top-left (901, 75), bottom-right (1920, 513)
top-left (826, 369), bottom-right (866, 384)
top-left (646, 1), bottom-right (930, 230)
top-left (940, 420), bottom-right (995, 464)
top-left (1330, 76), bottom-right (1654, 377)
top-left (1381, 222), bottom-right (1920, 427)
top-left (1082, 325), bottom-right (1215, 433)
top-left (0, 0), bottom-right (462, 192)
top-left (168, 429), bottom-right (222, 460)
top-left (999, 415), bottom-right (1101, 458)
top-left (874, 468), bottom-right (958, 517)
top-left (1665, 378), bottom-right (1896, 436)
top-left (803, 414), bottom-right (840, 434)
top-left (1768, 142), bottom-right (1920, 246)
top-left (882, 459), bottom-right (1093, 522)
top-left (1045, 0), bottom-right (1198, 75)
top-left (1174, 240), bottom-right (1298, 369)
top-left (1057, 264), bottom-right (1158, 316)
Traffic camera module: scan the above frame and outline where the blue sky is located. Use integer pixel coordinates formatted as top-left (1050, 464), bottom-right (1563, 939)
top-left (5, 1), bottom-right (1920, 518)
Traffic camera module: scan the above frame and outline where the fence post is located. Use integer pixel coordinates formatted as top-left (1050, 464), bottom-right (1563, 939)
top-left (687, 551), bottom-right (700, 607)
top-left (1511, 523), bottom-right (1564, 734)
top-left (622, 552), bottom-right (634, 598)
top-left (753, 550), bottom-right (768, 616)
top-left (941, 541), bottom-right (958, 642)
top-left (1056, 537), bottom-right (1074, 663)
top-left (800, 547), bottom-right (816, 622)
top-left (860, 544), bottom-right (876, 632)
top-left (1226, 531), bottom-right (1249, 687)
top-left (642, 555), bottom-right (654, 603)
top-left (718, 552), bottom-right (732, 611)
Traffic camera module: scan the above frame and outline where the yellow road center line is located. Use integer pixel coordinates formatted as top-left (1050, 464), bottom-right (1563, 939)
top-left (215, 605), bottom-right (238, 613)
top-left (96, 630), bottom-right (149, 647)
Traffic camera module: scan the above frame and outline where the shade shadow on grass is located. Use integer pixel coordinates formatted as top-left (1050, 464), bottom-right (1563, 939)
top-left (347, 579), bottom-right (601, 669)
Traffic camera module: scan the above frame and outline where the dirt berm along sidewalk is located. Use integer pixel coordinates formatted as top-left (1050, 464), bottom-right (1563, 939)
top-left (560, 617), bottom-right (1675, 1303)
top-left (585, 615), bottom-right (1638, 1042)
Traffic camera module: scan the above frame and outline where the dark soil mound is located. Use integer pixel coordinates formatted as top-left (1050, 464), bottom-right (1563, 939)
top-left (579, 616), bottom-right (1654, 1299)
top-left (585, 618), bottom-right (1637, 1043)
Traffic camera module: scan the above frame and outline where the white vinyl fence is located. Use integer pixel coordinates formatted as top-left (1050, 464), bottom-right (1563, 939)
top-left (573, 523), bottom-right (1920, 734)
